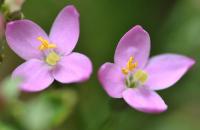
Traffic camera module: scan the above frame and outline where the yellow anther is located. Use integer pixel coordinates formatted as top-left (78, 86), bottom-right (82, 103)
top-left (127, 56), bottom-right (138, 71)
top-left (128, 56), bottom-right (134, 64)
top-left (37, 36), bottom-right (56, 51)
top-left (121, 56), bottom-right (138, 75)
top-left (122, 68), bottom-right (129, 75)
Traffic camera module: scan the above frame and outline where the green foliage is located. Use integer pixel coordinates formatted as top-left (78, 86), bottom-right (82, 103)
top-left (21, 89), bottom-right (77, 130)
top-left (0, 77), bottom-right (77, 130)
top-left (0, 122), bottom-right (15, 130)
top-left (0, 76), bottom-right (21, 102)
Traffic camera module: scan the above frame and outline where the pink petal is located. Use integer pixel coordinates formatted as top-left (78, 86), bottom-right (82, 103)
top-left (53, 52), bottom-right (92, 83)
top-left (49, 5), bottom-right (79, 55)
top-left (114, 25), bottom-right (150, 68)
top-left (123, 87), bottom-right (167, 113)
top-left (98, 63), bottom-right (126, 98)
top-left (6, 20), bottom-right (49, 60)
top-left (145, 54), bottom-right (195, 90)
top-left (12, 59), bottom-right (54, 92)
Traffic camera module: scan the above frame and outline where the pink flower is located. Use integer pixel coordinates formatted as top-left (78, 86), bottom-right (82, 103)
top-left (98, 25), bottom-right (195, 113)
top-left (5, 5), bottom-right (92, 92)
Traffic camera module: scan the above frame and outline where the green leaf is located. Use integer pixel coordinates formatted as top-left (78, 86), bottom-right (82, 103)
top-left (21, 89), bottom-right (78, 130)
top-left (22, 99), bottom-right (53, 130)
top-left (0, 122), bottom-right (15, 130)
top-left (0, 76), bottom-right (21, 102)
top-left (41, 89), bottom-right (78, 126)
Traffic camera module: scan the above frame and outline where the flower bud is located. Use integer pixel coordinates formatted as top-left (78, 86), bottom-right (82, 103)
top-left (4, 0), bottom-right (25, 13)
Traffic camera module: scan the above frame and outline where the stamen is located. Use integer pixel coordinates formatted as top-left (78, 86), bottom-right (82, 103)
top-left (122, 68), bottom-right (129, 75)
top-left (37, 36), bottom-right (56, 51)
top-left (122, 57), bottom-right (148, 88)
top-left (125, 69), bottom-right (148, 88)
top-left (121, 56), bottom-right (138, 75)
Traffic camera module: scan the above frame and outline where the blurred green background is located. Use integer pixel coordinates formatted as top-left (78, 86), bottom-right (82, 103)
top-left (0, 0), bottom-right (200, 130)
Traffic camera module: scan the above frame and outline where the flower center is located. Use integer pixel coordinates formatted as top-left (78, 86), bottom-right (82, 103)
top-left (45, 51), bottom-right (60, 66)
top-left (121, 56), bottom-right (148, 88)
top-left (37, 36), bottom-right (60, 66)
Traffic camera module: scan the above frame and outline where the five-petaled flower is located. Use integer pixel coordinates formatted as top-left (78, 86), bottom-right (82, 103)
top-left (6, 5), bottom-right (92, 92)
top-left (98, 25), bottom-right (195, 113)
